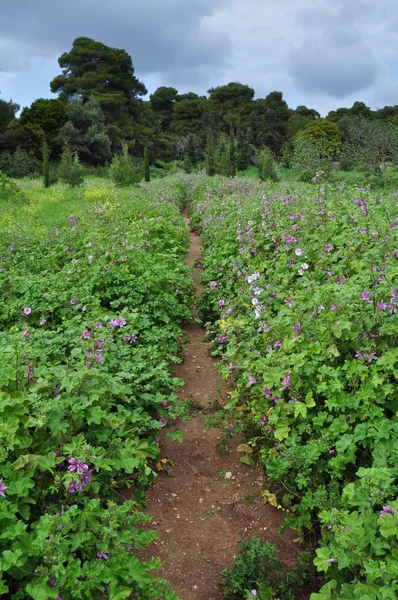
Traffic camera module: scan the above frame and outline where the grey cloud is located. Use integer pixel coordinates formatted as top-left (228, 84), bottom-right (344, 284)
top-left (287, 31), bottom-right (382, 98)
top-left (0, 0), bottom-right (231, 80)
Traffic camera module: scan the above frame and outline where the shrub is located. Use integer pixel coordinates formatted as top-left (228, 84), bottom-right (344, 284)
top-left (58, 147), bottom-right (84, 187)
top-left (0, 170), bottom-right (26, 204)
top-left (0, 149), bottom-right (40, 178)
top-left (109, 142), bottom-right (142, 186)
top-left (257, 148), bottom-right (280, 182)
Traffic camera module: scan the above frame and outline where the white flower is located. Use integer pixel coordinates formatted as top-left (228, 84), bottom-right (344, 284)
top-left (298, 269), bottom-right (304, 276)
top-left (295, 249), bottom-right (303, 256)
top-left (252, 297), bottom-right (259, 306)
top-left (247, 272), bottom-right (260, 284)
top-left (301, 263), bottom-right (309, 270)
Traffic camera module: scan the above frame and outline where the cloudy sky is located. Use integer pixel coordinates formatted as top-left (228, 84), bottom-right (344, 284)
top-left (1, 0), bottom-right (398, 115)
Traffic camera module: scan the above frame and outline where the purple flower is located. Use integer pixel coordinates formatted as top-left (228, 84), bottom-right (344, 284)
top-left (210, 281), bottom-right (218, 288)
top-left (69, 214), bottom-right (76, 225)
top-left (324, 244), bottom-right (333, 252)
top-left (70, 299), bottom-right (76, 305)
top-left (249, 375), bottom-right (256, 385)
top-left (361, 290), bottom-right (371, 304)
top-left (82, 330), bottom-right (90, 339)
top-left (226, 308), bottom-right (233, 315)
top-left (378, 301), bottom-right (387, 310)
top-left (23, 307), bottom-right (31, 315)
top-left (159, 418), bottom-right (167, 427)
top-left (380, 505), bottom-right (394, 517)
top-left (96, 322), bottom-right (102, 328)
top-left (327, 558), bottom-right (335, 563)
top-left (82, 305), bottom-right (87, 312)
top-left (294, 322), bottom-right (301, 334)
top-left (280, 370), bottom-right (291, 390)
top-left (329, 448), bottom-right (335, 455)
top-left (97, 552), bottom-right (109, 560)
top-left (0, 479), bottom-right (7, 497)
top-left (251, 591), bottom-right (257, 596)
top-left (295, 248), bottom-right (303, 256)
top-left (48, 578), bottom-right (58, 587)
top-left (40, 319), bottom-right (47, 326)
top-left (22, 329), bottom-right (29, 338)
top-left (274, 340), bottom-right (282, 348)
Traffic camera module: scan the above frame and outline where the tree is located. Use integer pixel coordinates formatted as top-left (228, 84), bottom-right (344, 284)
top-left (143, 146), bottom-right (150, 182)
top-left (109, 142), bottom-right (142, 186)
top-left (236, 128), bottom-right (253, 171)
top-left (292, 120), bottom-right (342, 174)
top-left (341, 117), bottom-right (398, 175)
top-left (0, 96), bottom-right (19, 136)
top-left (58, 148), bottom-right (84, 187)
top-left (56, 98), bottom-right (111, 165)
top-left (50, 37), bottom-right (147, 148)
top-left (42, 141), bottom-right (50, 188)
top-left (250, 91), bottom-right (290, 155)
top-left (150, 87), bottom-right (178, 132)
top-left (227, 125), bottom-right (237, 177)
top-left (19, 99), bottom-right (67, 154)
top-left (257, 148), bottom-right (280, 182)
top-left (173, 96), bottom-right (206, 136)
top-left (207, 82), bottom-right (254, 133)
top-left (205, 127), bottom-right (216, 176)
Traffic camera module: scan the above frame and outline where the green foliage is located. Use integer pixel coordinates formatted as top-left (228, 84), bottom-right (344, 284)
top-left (109, 142), bottom-right (142, 186)
top-left (205, 128), bottom-right (216, 176)
top-left (257, 148), bottom-right (280, 182)
top-left (228, 126), bottom-right (237, 177)
top-left (293, 120), bottom-right (342, 174)
top-left (188, 176), bottom-right (398, 600)
top-left (0, 170), bottom-right (26, 204)
top-left (19, 98), bottom-right (67, 156)
top-left (42, 141), bottom-right (50, 188)
top-left (221, 537), bottom-right (311, 599)
top-left (143, 146), bottom-right (150, 182)
top-left (0, 178), bottom-right (193, 598)
top-left (341, 117), bottom-right (398, 175)
top-left (58, 147), bottom-right (84, 187)
top-left (56, 98), bottom-right (112, 165)
top-left (0, 149), bottom-right (40, 178)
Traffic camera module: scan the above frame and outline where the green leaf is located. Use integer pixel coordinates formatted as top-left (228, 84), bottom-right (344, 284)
top-left (274, 419), bottom-right (290, 441)
top-left (13, 454), bottom-right (38, 471)
top-left (378, 513), bottom-right (398, 538)
top-left (166, 429), bottom-right (183, 443)
top-left (294, 401), bottom-right (307, 419)
top-left (309, 579), bottom-right (337, 600)
top-left (313, 547), bottom-right (334, 572)
top-left (26, 582), bottom-right (57, 600)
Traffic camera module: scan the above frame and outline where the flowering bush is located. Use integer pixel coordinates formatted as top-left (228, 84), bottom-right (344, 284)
top-left (189, 175), bottom-right (398, 599)
top-left (0, 178), bottom-right (193, 598)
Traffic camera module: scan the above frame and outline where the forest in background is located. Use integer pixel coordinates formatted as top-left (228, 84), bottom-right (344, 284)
top-left (2, 36), bottom-right (398, 183)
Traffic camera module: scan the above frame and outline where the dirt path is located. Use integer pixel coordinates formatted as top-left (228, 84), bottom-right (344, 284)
top-left (143, 209), bottom-right (299, 600)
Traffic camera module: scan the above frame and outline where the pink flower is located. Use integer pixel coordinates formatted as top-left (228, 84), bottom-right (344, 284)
top-left (330, 304), bottom-right (337, 311)
top-left (378, 301), bottom-right (387, 310)
top-left (82, 330), bottom-right (90, 339)
top-left (324, 244), bottom-right (333, 252)
top-left (40, 319), bottom-right (47, 326)
top-left (23, 307), bottom-right (31, 315)
top-left (361, 290), bottom-right (371, 304)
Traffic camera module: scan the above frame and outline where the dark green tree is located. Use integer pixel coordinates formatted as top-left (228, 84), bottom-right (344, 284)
top-left (56, 98), bottom-right (111, 164)
top-left (227, 125), bottom-right (237, 177)
top-left (58, 147), bottom-right (84, 187)
top-left (0, 96), bottom-right (19, 137)
top-left (50, 37), bottom-right (146, 148)
top-left (207, 82), bottom-right (254, 134)
top-left (257, 148), bottom-right (279, 182)
top-left (236, 128), bottom-right (253, 171)
top-left (250, 91), bottom-right (290, 155)
top-left (19, 99), bottom-right (67, 155)
top-left (42, 141), bottom-right (50, 188)
top-left (205, 127), bottom-right (216, 176)
top-left (109, 142), bottom-right (142, 186)
top-left (143, 146), bottom-right (150, 182)
top-left (150, 87), bottom-right (178, 132)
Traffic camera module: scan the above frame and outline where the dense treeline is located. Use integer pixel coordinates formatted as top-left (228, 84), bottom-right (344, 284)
top-left (2, 36), bottom-right (398, 179)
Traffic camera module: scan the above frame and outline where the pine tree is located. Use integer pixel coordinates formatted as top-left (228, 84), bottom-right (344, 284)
top-left (42, 141), bottom-right (50, 188)
top-left (257, 148), bottom-right (280, 182)
top-left (143, 146), bottom-right (150, 182)
top-left (58, 147), bottom-right (84, 187)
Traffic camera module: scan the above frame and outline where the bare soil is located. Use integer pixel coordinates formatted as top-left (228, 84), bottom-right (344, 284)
top-left (141, 210), bottom-right (301, 600)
